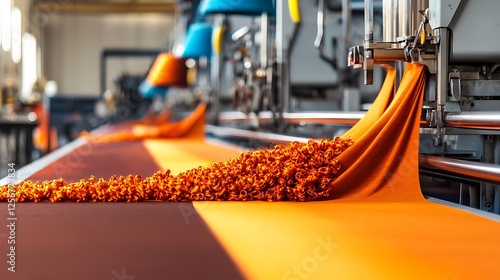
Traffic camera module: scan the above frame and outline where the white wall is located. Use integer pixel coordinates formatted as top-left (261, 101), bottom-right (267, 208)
top-left (0, 0), bottom-right (31, 92)
top-left (43, 13), bottom-right (174, 96)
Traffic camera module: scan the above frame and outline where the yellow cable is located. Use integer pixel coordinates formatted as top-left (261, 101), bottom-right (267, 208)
top-left (288, 0), bottom-right (301, 23)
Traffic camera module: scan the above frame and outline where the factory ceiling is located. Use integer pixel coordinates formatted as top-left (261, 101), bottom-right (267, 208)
top-left (35, 0), bottom-right (177, 14)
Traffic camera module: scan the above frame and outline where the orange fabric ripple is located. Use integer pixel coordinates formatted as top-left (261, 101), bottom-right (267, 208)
top-left (331, 63), bottom-right (426, 200)
top-left (87, 103), bottom-right (206, 142)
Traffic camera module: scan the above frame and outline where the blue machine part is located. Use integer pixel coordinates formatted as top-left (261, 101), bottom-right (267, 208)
top-left (198, 0), bottom-right (275, 17)
top-left (182, 22), bottom-right (213, 59)
top-left (138, 80), bottom-right (169, 99)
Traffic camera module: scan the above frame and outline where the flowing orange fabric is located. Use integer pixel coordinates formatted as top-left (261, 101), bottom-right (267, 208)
top-left (33, 105), bottom-right (59, 152)
top-left (79, 109), bottom-right (172, 140)
top-left (125, 109), bottom-right (172, 125)
top-left (331, 63), bottom-right (426, 200)
top-left (89, 103), bottom-right (206, 142)
top-left (340, 67), bottom-right (396, 142)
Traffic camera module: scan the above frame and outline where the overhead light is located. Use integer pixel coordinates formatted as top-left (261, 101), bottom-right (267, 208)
top-left (1, 0), bottom-right (12, 52)
top-left (185, 58), bottom-right (196, 69)
top-left (11, 7), bottom-right (21, 63)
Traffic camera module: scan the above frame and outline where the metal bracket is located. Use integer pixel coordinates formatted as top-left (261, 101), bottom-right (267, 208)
top-left (449, 69), bottom-right (462, 101)
top-left (347, 46), bottom-right (363, 69)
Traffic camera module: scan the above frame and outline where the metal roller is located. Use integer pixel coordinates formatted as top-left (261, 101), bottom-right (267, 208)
top-left (444, 112), bottom-right (500, 130)
top-left (206, 124), bottom-right (309, 144)
top-left (219, 110), bottom-right (500, 129)
top-left (419, 155), bottom-right (500, 184)
top-left (219, 111), bottom-right (365, 125)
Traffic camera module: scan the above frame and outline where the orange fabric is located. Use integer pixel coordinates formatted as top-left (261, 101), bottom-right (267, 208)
top-left (194, 199), bottom-right (500, 279)
top-left (33, 105), bottom-right (58, 152)
top-left (78, 109), bottom-right (171, 139)
top-left (125, 109), bottom-right (172, 125)
top-left (340, 67), bottom-right (396, 142)
top-left (4, 137), bottom-right (351, 202)
top-left (331, 63), bottom-right (426, 200)
top-left (146, 53), bottom-right (188, 87)
top-left (32, 105), bottom-right (47, 151)
top-left (88, 103), bottom-right (206, 142)
top-left (142, 139), bottom-right (243, 175)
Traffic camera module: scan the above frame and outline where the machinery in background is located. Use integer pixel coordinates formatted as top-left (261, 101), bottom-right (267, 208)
top-left (43, 95), bottom-right (99, 148)
top-left (192, 0), bottom-right (384, 138)
top-left (187, 0), bottom-right (500, 214)
top-left (195, 0), bottom-right (276, 127)
top-left (277, 0), bottom-right (383, 113)
top-left (0, 78), bottom-right (40, 177)
top-left (347, 0), bottom-right (500, 213)
top-left (100, 49), bottom-right (161, 121)
top-left (272, 0), bottom-right (385, 137)
top-left (111, 74), bottom-right (151, 120)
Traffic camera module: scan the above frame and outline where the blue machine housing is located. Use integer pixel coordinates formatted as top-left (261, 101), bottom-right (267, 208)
top-left (198, 0), bottom-right (275, 17)
top-left (181, 22), bottom-right (213, 59)
top-left (139, 80), bottom-right (169, 99)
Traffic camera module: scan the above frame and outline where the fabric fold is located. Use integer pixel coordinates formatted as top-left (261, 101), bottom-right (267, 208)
top-left (331, 63), bottom-right (427, 200)
top-left (88, 103), bottom-right (206, 142)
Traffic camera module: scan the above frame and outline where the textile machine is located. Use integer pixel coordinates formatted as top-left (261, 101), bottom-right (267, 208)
top-left (346, 0), bottom-right (500, 212)
top-left (193, 0), bottom-right (500, 214)
top-left (201, 0), bottom-right (383, 134)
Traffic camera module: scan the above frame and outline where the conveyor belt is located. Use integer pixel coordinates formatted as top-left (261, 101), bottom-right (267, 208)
top-left (0, 139), bottom-right (245, 280)
top-left (2, 136), bottom-right (500, 279)
top-left (28, 140), bottom-right (162, 182)
top-left (1, 203), bottom-right (243, 279)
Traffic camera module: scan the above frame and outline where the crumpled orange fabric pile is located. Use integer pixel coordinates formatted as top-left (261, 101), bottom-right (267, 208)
top-left (2, 137), bottom-right (352, 202)
top-left (0, 63), bottom-right (426, 202)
